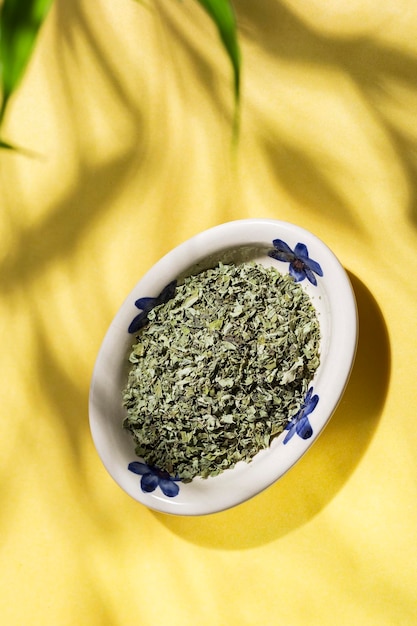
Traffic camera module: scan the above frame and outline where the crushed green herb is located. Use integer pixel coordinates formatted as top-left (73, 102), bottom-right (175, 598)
top-left (122, 262), bottom-right (320, 482)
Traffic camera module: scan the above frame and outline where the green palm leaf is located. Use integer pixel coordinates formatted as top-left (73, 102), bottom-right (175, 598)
top-left (0, 0), bottom-right (53, 126)
top-left (195, 0), bottom-right (241, 102)
top-left (0, 0), bottom-right (241, 149)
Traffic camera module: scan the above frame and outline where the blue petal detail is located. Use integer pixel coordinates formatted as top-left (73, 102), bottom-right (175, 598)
top-left (270, 239), bottom-right (296, 262)
top-left (283, 387), bottom-right (318, 444)
top-left (128, 461), bottom-right (149, 475)
top-left (302, 256), bottom-right (323, 276)
top-left (141, 472), bottom-right (159, 493)
top-left (159, 477), bottom-right (180, 498)
top-left (288, 264), bottom-right (306, 283)
top-left (128, 280), bottom-right (177, 334)
top-left (294, 242), bottom-right (309, 257)
top-left (134, 296), bottom-right (157, 311)
top-left (303, 267), bottom-right (318, 286)
top-left (128, 462), bottom-right (181, 497)
top-left (268, 239), bottom-right (323, 285)
top-left (295, 416), bottom-right (313, 440)
top-left (128, 312), bottom-right (149, 333)
top-left (283, 421), bottom-right (298, 444)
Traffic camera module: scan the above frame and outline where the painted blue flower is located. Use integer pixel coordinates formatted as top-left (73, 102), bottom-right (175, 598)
top-left (128, 280), bottom-right (177, 333)
top-left (283, 387), bottom-right (318, 444)
top-left (268, 239), bottom-right (323, 286)
top-left (128, 462), bottom-right (181, 497)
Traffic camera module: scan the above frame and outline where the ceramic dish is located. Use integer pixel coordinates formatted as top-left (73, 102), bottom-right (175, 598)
top-left (89, 218), bottom-right (358, 515)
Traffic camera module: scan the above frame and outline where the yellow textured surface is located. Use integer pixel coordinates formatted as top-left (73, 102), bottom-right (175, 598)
top-left (1, 1), bottom-right (417, 624)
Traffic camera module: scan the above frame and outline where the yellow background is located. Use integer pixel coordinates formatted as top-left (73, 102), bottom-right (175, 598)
top-left (1, 1), bottom-right (417, 624)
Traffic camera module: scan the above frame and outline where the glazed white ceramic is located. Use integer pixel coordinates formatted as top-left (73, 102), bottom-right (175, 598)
top-left (89, 219), bottom-right (358, 515)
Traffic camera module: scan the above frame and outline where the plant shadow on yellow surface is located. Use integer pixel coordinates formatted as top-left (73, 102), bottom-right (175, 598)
top-left (159, 2), bottom-right (233, 122)
top-left (0, 0), bottom-right (403, 555)
top-left (234, 0), bottom-right (417, 224)
top-left (155, 273), bottom-right (390, 549)
top-left (0, 0), bottom-right (152, 530)
top-left (262, 137), bottom-right (358, 226)
top-left (0, 0), bottom-right (148, 290)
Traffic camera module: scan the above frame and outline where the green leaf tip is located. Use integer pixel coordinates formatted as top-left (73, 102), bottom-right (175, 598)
top-left (0, 134), bottom-right (44, 157)
top-left (0, 0), bottom-right (53, 126)
top-left (0, 137), bottom-right (17, 151)
top-left (196, 0), bottom-right (241, 101)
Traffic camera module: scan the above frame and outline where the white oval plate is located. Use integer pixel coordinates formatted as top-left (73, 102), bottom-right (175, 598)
top-left (89, 219), bottom-right (358, 515)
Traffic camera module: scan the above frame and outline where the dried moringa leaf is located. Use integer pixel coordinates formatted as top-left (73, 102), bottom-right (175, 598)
top-left (122, 262), bottom-right (320, 481)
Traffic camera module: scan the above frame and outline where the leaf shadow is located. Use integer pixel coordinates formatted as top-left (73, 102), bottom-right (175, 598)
top-left (234, 0), bottom-right (417, 225)
top-left (0, 0), bottom-right (155, 294)
top-left (155, 272), bottom-right (390, 549)
top-left (0, 149), bottom-right (141, 294)
top-left (262, 135), bottom-right (358, 226)
top-left (0, 0), bottom-right (151, 536)
top-left (159, 2), bottom-right (232, 120)
top-left (53, 0), bottom-right (141, 115)
top-left (382, 120), bottom-right (417, 227)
